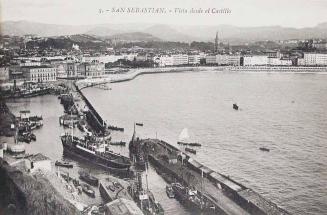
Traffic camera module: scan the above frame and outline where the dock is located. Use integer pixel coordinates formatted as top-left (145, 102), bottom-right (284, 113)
top-left (74, 82), bottom-right (107, 134)
top-left (143, 138), bottom-right (290, 215)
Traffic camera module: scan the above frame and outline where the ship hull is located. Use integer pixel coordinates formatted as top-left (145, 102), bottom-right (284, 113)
top-left (61, 138), bottom-right (131, 176)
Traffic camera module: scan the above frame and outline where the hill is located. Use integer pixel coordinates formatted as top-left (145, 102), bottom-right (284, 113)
top-left (108, 32), bottom-right (161, 42)
top-left (1, 20), bottom-right (327, 43)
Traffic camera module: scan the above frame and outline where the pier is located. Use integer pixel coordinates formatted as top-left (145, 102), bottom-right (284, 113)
top-left (143, 138), bottom-right (290, 215)
top-left (74, 82), bottom-right (107, 134)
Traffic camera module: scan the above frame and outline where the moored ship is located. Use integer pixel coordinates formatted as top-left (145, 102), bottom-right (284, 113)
top-left (129, 124), bottom-right (147, 170)
top-left (60, 133), bottom-right (132, 175)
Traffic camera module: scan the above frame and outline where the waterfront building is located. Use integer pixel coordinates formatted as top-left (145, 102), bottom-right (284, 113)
top-left (216, 55), bottom-right (228, 65)
top-left (303, 53), bottom-right (327, 66)
top-left (21, 65), bottom-right (57, 82)
top-left (188, 55), bottom-right (200, 65)
top-left (9, 65), bottom-right (25, 81)
top-left (65, 62), bottom-right (78, 78)
top-left (77, 62), bottom-right (105, 77)
top-left (156, 55), bottom-right (174, 67)
top-left (264, 51), bottom-right (280, 58)
top-left (205, 55), bottom-right (217, 65)
top-left (243, 55), bottom-right (269, 66)
top-left (216, 55), bottom-right (241, 66)
top-left (297, 58), bottom-right (305, 66)
top-left (172, 54), bottom-right (189, 65)
top-left (228, 55), bottom-right (241, 66)
top-left (268, 58), bottom-right (292, 66)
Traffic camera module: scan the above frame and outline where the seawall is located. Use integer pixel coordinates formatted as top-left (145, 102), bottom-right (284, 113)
top-left (74, 82), bottom-right (107, 134)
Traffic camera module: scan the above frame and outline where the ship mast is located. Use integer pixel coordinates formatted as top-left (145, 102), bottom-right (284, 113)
top-left (201, 169), bottom-right (204, 209)
top-left (69, 104), bottom-right (74, 139)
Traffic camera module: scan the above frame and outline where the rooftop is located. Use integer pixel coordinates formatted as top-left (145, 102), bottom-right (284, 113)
top-left (105, 198), bottom-right (143, 215)
top-left (29, 153), bottom-right (50, 162)
top-left (21, 65), bottom-right (54, 69)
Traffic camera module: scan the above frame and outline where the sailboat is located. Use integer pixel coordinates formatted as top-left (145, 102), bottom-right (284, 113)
top-left (177, 128), bottom-right (201, 147)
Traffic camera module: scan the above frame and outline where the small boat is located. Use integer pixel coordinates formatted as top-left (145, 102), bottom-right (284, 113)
top-left (55, 160), bottom-right (74, 168)
top-left (177, 141), bottom-right (189, 146)
top-left (30, 133), bottom-right (36, 141)
top-left (233, 103), bottom-right (239, 110)
top-left (13, 154), bottom-right (26, 159)
top-left (259, 147), bottom-right (270, 152)
top-left (166, 185), bottom-right (175, 198)
top-left (18, 134), bottom-right (31, 143)
top-left (81, 183), bottom-right (95, 198)
top-left (109, 141), bottom-right (126, 146)
top-left (135, 122), bottom-right (143, 126)
top-left (177, 128), bottom-right (200, 148)
top-left (79, 171), bottom-right (99, 186)
top-left (188, 142), bottom-right (201, 147)
top-left (185, 147), bottom-right (196, 154)
top-left (107, 125), bottom-right (124, 132)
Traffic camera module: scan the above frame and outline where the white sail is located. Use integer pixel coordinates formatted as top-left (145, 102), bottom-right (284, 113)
top-left (178, 128), bottom-right (190, 142)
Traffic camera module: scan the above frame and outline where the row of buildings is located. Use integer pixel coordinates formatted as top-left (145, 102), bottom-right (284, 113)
top-left (1, 52), bottom-right (327, 83)
top-left (0, 61), bottom-right (105, 83)
top-left (83, 52), bottom-right (327, 67)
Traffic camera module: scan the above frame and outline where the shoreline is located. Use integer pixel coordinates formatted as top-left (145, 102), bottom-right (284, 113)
top-left (77, 66), bottom-right (327, 85)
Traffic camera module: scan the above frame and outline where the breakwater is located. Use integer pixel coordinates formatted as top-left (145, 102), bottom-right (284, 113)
top-left (109, 67), bottom-right (204, 83)
top-left (74, 82), bottom-right (107, 134)
top-left (144, 139), bottom-right (290, 215)
top-left (77, 67), bottom-right (207, 86)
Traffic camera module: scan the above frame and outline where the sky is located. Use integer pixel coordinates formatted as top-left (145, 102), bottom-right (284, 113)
top-left (1, 0), bottom-right (327, 27)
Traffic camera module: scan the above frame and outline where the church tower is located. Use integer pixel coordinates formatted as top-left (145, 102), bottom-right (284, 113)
top-left (214, 31), bottom-right (219, 53)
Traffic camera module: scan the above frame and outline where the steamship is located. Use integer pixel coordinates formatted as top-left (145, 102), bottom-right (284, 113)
top-left (60, 133), bottom-right (131, 174)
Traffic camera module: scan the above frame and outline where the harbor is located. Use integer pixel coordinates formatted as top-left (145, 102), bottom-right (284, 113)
top-left (1, 71), bottom-right (327, 214)
top-left (2, 0), bottom-right (327, 212)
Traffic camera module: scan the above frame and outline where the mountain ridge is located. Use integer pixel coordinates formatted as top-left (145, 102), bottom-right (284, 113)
top-left (1, 20), bottom-right (327, 43)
